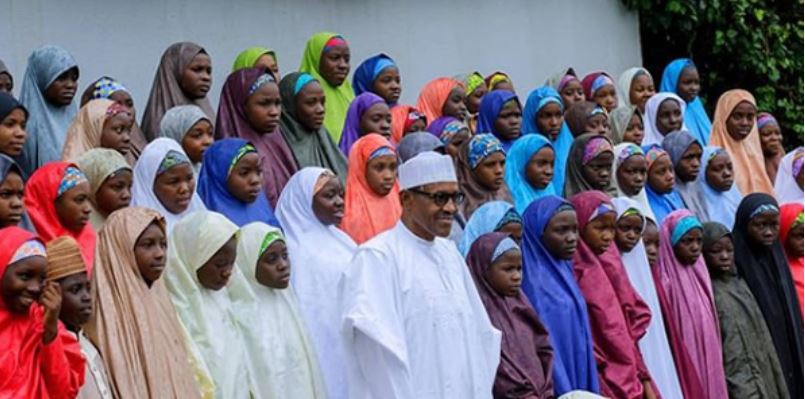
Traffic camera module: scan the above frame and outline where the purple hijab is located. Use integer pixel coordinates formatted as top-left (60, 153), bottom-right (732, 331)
top-left (338, 92), bottom-right (385, 156)
top-left (215, 67), bottom-right (298, 207)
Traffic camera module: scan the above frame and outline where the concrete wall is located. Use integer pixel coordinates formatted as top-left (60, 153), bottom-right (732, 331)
top-left (1, 0), bottom-right (641, 111)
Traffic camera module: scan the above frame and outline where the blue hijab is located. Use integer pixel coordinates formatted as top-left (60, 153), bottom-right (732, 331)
top-left (197, 138), bottom-right (280, 228)
top-left (660, 58), bottom-right (712, 145)
top-left (696, 146), bottom-right (743, 229)
top-left (351, 53), bottom-right (397, 106)
top-left (505, 135), bottom-right (556, 214)
top-left (643, 144), bottom-right (687, 224)
top-left (458, 201), bottom-right (519, 256)
top-left (521, 195), bottom-right (599, 395)
top-left (477, 90), bottom-right (521, 151)
top-left (522, 86), bottom-right (573, 191)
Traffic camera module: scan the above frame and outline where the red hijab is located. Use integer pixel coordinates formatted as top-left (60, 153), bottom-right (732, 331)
top-left (416, 77), bottom-right (463, 124)
top-left (0, 226), bottom-right (85, 397)
top-left (780, 202), bottom-right (804, 313)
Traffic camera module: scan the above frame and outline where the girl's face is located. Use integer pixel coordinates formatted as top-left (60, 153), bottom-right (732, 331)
top-left (372, 67), bottom-right (401, 104)
top-left (295, 81), bottom-right (326, 131)
top-left (704, 235), bottom-right (734, 274)
top-left (407, 118), bottom-right (427, 134)
top-left (180, 53), bottom-right (212, 99)
top-left (705, 152), bottom-right (734, 192)
top-left (647, 155), bottom-right (675, 193)
top-left (153, 163), bottom-right (195, 215)
top-left (319, 45), bottom-right (351, 87)
top-left (441, 87), bottom-right (468, 121)
top-left (245, 82), bottom-right (282, 133)
top-left (44, 67), bottom-right (79, 106)
top-left (365, 154), bottom-right (397, 197)
top-left (100, 112), bottom-right (133, 156)
top-left (0, 108), bottom-right (27, 157)
top-left (675, 143), bottom-right (702, 182)
top-left (747, 211), bottom-right (780, 247)
top-left (57, 271), bottom-right (92, 329)
top-left (95, 169), bottom-right (132, 217)
top-left (617, 155), bottom-right (648, 196)
top-left (181, 119), bottom-right (214, 164)
top-left (673, 228), bottom-right (703, 265)
top-left (726, 101), bottom-right (757, 141)
top-left (497, 222), bottom-right (523, 244)
top-left (582, 211), bottom-right (617, 255)
top-left (786, 223), bottom-right (804, 258)
top-left (445, 130), bottom-right (470, 160)
top-left (486, 249), bottom-right (523, 297)
top-left (616, 213), bottom-right (643, 253)
top-left (622, 113), bottom-right (644, 145)
top-left (581, 151), bottom-right (614, 191)
top-left (359, 102), bottom-right (392, 139)
top-left (593, 84), bottom-right (618, 112)
top-left (55, 182), bottom-right (92, 232)
top-left (643, 220), bottom-right (660, 267)
top-left (560, 79), bottom-right (584, 108)
top-left (255, 54), bottom-right (280, 78)
top-left (656, 98), bottom-right (683, 135)
top-left (0, 171), bottom-right (24, 228)
top-left (196, 236), bottom-right (237, 291)
top-left (759, 123), bottom-right (784, 156)
top-left (586, 114), bottom-right (610, 137)
top-left (227, 152), bottom-right (262, 203)
top-left (494, 101), bottom-right (522, 141)
top-left (629, 73), bottom-right (655, 113)
top-left (1, 255), bottom-right (47, 314)
top-left (536, 102), bottom-right (563, 140)
top-left (473, 151), bottom-right (506, 191)
top-left (542, 209), bottom-right (579, 259)
top-left (0, 73), bottom-right (12, 93)
top-left (134, 222), bottom-right (167, 287)
top-left (256, 239), bottom-right (291, 289)
top-left (466, 85), bottom-right (487, 114)
top-left (525, 146), bottom-right (554, 189)
top-left (676, 66), bottom-right (700, 103)
top-left (312, 176), bottom-right (345, 226)
top-left (108, 90), bottom-right (136, 119)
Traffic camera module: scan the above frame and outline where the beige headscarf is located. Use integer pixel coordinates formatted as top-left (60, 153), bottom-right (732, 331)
top-left (62, 99), bottom-right (137, 165)
top-left (76, 148), bottom-right (131, 230)
top-left (84, 207), bottom-right (202, 399)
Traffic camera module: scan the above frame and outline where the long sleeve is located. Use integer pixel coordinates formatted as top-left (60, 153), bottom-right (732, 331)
top-left (41, 327), bottom-right (86, 399)
top-left (354, 332), bottom-right (412, 398)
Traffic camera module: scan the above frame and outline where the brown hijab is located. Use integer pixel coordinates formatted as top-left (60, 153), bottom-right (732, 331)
top-left (80, 76), bottom-right (147, 160)
top-left (456, 133), bottom-right (513, 219)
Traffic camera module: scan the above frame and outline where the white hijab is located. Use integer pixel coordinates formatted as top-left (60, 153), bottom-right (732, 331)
top-left (610, 142), bottom-right (656, 221)
top-left (774, 147), bottom-right (804, 203)
top-left (642, 92), bottom-right (688, 147)
top-left (616, 67), bottom-right (652, 108)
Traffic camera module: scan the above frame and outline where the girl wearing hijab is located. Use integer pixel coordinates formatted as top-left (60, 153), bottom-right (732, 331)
top-left (520, 195), bottom-right (599, 396)
top-left (643, 145), bottom-right (686, 224)
top-left (24, 162), bottom-right (96, 269)
top-left (62, 99), bottom-right (136, 164)
top-left (616, 67), bottom-right (656, 113)
top-left (641, 92), bottom-right (688, 147)
top-left (774, 147), bottom-right (803, 203)
top-left (0, 154), bottom-right (32, 230)
top-left (79, 76), bottom-right (148, 160)
top-left (426, 116), bottom-right (471, 160)
top-left (733, 194), bottom-right (804, 398)
top-left (0, 59), bottom-right (13, 93)
top-left (0, 227), bottom-right (85, 398)
top-left (564, 133), bottom-right (616, 197)
top-left (141, 42), bottom-right (214, 141)
top-left (416, 77), bottom-right (467, 125)
top-left (662, 130), bottom-right (708, 219)
top-left (462, 71), bottom-right (487, 132)
top-left (130, 138), bottom-right (206, 232)
top-left (232, 46), bottom-right (279, 77)
top-left (611, 143), bottom-right (655, 221)
top-left (340, 134), bottom-right (401, 244)
top-left (505, 134), bottom-right (556, 213)
top-left (660, 58), bottom-right (712, 144)
top-left (278, 72), bottom-right (348, 177)
top-left (522, 86), bottom-right (574, 190)
top-left (338, 92), bottom-right (392, 155)
top-left (159, 105), bottom-right (213, 175)
top-left (390, 105), bottom-right (427, 145)
top-left (459, 201), bottom-right (523, 257)
top-left (77, 148), bottom-right (132, 230)
top-left (757, 112), bottom-right (785, 182)
top-left (695, 146), bottom-right (743, 229)
top-left (456, 134), bottom-right (513, 219)
top-left (299, 32), bottom-right (354, 142)
top-left (477, 90), bottom-right (522, 150)
top-left (352, 53), bottom-right (400, 106)
top-left (702, 221), bottom-right (790, 398)
top-left (84, 207), bottom-right (202, 398)
top-left (779, 203), bottom-right (804, 312)
top-left (0, 92), bottom-right (28, 158)
top-left (485, 71), bottom-right (515, 93)
top-left (657, 209), bottom-right (729, 398)
top-left (564, 101), bottom-right (610, 138)
top-left (581, 71), bottom-right (617, 112)
top-left (275, 167), bottom-right (357, 399)
top-left (545, 67), bottom-right (584, 109)
top-left (216, 68), bottom-right (298, 207)
top-left (466, 232), bottom-right (554, 399)
top-left (17, 45), bottom-right (79, 177)
top-left (196, 138), bottom-right (280, 227)
top-left (229, 222), bottom-right (327, 398)
top-left (609, 106), bottom-right (644, 145)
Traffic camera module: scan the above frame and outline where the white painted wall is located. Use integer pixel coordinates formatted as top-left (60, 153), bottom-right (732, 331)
top-left (1, 0), bottom-right (641, 113)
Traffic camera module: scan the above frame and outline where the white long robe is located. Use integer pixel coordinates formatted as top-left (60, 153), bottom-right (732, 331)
top-left (341, 222), bottom-right (501, 399)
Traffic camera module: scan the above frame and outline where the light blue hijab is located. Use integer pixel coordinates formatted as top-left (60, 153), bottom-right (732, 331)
top-left (660, 58), bottom-right (712, 145)
top-left (505, 134), bottom-right (556, 214)
top-left (458, 201), bottom-right (519, 256)
top-left (17, 45), bottom-right (78, 178)
top-left (696, 146), bottom-right (743, 229)
top-left (522, 86), bottom-right (573, 191)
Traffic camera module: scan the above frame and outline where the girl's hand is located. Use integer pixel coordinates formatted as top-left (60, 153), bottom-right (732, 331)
top-left (40, 281), bottom-right (62, 344)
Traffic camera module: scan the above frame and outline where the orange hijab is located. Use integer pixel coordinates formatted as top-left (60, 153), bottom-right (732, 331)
top-left (709, 89), bottom-right (774, 194)
top-left (340, 134), bottom-right (401, 244)
top-left (416, 77), bottom-right (463, 124)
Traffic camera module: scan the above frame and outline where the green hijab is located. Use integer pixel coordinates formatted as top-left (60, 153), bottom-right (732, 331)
top-left (232, 47), bottom-right (276, 72)
top-left (298, 32), bottom-right (355, 143)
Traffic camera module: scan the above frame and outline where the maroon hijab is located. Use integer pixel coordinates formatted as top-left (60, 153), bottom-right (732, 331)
top-left (466, 232), bottom-right (554, 399)
top-left (215, 68), bottom-right (298, 207)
